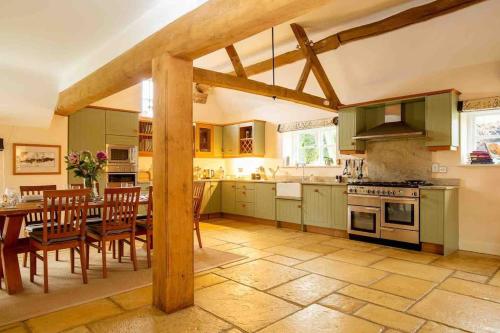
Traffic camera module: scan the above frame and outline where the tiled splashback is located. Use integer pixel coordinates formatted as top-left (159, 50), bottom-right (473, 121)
top-left (366, 138), bottom-right (432, 181)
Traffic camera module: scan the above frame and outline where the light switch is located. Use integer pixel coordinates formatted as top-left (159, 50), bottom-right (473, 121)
top-left (432, 163), bottom-right (440, 173)
top-left (439, 166), bottom-right (448, 173)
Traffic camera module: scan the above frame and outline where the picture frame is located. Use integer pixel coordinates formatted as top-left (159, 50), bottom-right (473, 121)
top-left (13, 143), bottom-right (61, 175)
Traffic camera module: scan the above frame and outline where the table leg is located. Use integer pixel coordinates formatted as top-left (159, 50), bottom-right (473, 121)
top-left (1, 214), bottom-right (25, 294)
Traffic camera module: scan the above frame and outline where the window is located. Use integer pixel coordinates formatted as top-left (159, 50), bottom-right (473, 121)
top-left (281, 127), bottom-right (337, 166)
top-left (141, 79), bottom-right (153, 118)
top-left (462, 109), bottom-right (500, 164)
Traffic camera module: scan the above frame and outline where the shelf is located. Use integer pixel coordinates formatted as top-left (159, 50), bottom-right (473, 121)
top-left (139, 133), bottom-right (153, 137)
top-left (139, 151), bottom-right (153, 157)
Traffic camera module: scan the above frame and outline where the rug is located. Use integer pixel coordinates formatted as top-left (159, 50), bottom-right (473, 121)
top-left (0, 246), bottom-right (245, 325)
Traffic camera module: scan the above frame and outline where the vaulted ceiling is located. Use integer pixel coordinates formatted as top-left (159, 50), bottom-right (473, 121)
top-left (1, 0), bottom-right (498, 127)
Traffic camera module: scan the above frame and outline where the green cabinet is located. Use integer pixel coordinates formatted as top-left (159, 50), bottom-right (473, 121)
top-left (105, 110), bottom-right (138, 137)
top-left (214, 125), bottom-right (223, 158)
top-left (338, 107), bottom-right (366, 152)
top-left (201, 181), bottom-right (221, 214)
top-left (276, 198), bottom-right (302, 224)
top-left (106, 134), bottom-right (138, 146)
top-left (235, 202), bottom-right (255, 217)
top-left (221, 181), bottom-right (236, 214)
top-left (254, 183), bottom-right (276, 220)
top-left (222, 125), bottom-right (239, 157)
top-left (331, 185), bottom-right (348, 230)
top-left (420, 188), bottom-right (459, 255)
top-left (303, 185), bottom-right (332, 228)
top-left (425, 91), bottom-right (459, 149)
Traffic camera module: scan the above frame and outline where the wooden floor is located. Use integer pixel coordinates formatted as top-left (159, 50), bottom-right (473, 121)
top-left (3, 218), bottom-right (500, 333)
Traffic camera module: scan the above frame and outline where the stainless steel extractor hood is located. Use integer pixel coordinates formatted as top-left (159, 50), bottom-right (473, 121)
top-left (353, 104), bottom-right (424, 140)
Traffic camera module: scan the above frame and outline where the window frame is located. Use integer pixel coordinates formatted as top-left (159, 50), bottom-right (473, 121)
top-left (461, 109), bottom-right (500, 164)
top-left (141, 79), bottom-right (153, 118)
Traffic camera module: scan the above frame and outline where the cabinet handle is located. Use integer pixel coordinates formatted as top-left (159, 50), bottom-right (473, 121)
top-left (343, 191), bottom-right (347, 194)
top-left (232, 186), bottom-right (235, 188)
top-left (420, 195), bottom-right (427, 199)
top-left (271, 187), bottom-right (275, 190)
top-left (242, 204), bottom-right (246, 208)
top-left (297, 205), bottom-right (302, 208)
top-left (314, 189), bottom-right (319, 193)
top-left (242, 191), bottom-right (246, 195)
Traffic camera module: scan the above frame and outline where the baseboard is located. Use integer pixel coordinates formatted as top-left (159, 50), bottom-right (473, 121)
top-left (221, 213), bottom-right (276, 226)
top-left (277, 221), bottom-right (302, 230)
top-left (459, 240), bottom-right (500, 256)
top-left (200, 213), bottom-right (222, 221)
top-left (304, 225), bottom-right (348, 238)
top-left (421, 242), bottom-right (444, 255)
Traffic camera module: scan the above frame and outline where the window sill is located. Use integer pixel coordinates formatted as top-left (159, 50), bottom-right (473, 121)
top-left (458, 163), bottom-right (500, 167)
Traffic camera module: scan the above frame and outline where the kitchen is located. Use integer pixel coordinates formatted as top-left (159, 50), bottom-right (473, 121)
top-left (1, 1), bottom-right (500, 332)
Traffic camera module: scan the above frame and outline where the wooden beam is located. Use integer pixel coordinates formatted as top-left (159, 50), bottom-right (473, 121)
top-left (55, 0), bottom-right (332, 116)
top-left (225, 45), bottom-right (247, 78)
top-left (296, 58), bottom-right (311, 92)
top-left (239, 0), bottom-right (484, 77)
top-left (152, 54), bottom-right (194, 313)
top-left (193, 68), bottom-right (335, 111)
top-left (291, 23), bottom-right (340, 107)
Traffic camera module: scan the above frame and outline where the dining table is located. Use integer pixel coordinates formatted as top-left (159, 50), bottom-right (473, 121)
top-left (0, 197), bottom-right (149, 295)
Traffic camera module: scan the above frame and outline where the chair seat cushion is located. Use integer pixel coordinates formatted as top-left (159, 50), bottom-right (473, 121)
top-left (86, 217), bottom-right (102, 225)
top-left (87, 224), bottom-right (131, 236)
top-left (136, 214), bottom-right (149, 221)
top-left (30, 231), bottom-right (80, 244)
top-left (25, 223), bottom-right (44, 232)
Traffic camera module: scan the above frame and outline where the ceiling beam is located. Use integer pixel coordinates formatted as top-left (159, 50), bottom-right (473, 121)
top-left (193, 68), bottom-right (335, 111)
top-left (55, 0), bottom-right (332, 116)
top-left (296, 57), bottom-right (311, 92)
top-left (291, 23), bottom-right (340, 107)
top-left (225, 45), bottom-right (247, 78)
top-left (239, 0), bottom-right (485, 77)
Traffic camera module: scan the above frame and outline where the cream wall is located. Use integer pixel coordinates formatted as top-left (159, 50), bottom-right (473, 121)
top-left (0, 115), bottom-right (68, 194)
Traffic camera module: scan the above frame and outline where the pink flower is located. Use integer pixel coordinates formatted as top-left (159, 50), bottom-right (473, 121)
top-left (68, 152), bottom-right (79, 165)
top-left (96, 151), bottom-right (108, 161)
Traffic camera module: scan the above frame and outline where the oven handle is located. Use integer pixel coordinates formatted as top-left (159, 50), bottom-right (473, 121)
top-left (380, 196), bottom-right (419, 203)
top-left (349, 205), bottom-right (380, 212)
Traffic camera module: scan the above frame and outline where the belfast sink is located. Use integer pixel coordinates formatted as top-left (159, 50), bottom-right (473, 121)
top-left (276, 182), bottom-right (302, 198)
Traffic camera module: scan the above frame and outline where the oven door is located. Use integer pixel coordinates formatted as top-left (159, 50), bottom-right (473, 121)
top-left (381, 196), bottom-right (419, 231)
top-left (348, 205), bottom-right (381, 238)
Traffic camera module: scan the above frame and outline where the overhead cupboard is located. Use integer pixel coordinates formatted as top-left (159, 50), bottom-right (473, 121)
top-left (338, 89), bottom-right (460, 154)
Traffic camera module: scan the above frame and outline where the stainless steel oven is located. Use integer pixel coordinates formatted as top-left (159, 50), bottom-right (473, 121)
top-left (380, 196), bottom-right (419, 244)
top-left (348, 194), bottom-right (381, 238)
top-left (106, 144), bottom-right (137, 165)
top-left (106, 173), bottom-right (137, 188)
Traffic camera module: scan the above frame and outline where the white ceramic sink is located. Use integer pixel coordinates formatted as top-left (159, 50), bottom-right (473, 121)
top-left (276, 182), bottom-right (302, 198)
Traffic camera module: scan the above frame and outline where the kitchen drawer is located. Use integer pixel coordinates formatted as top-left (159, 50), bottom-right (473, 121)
top-left (235, 182), bottom-right (255, 190)
top-left (381, 227), bottom-right (419, 244)
top-left (235, 202), bottom-right (255, 217)
top-left (236, 189), bottom-right (255, 203)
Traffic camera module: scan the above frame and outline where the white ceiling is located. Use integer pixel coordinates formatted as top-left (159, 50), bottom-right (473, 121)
top-left (1, 0), bottom-right (499, 127)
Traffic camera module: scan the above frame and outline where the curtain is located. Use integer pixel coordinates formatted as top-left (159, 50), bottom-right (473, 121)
top-left (460, 96), bottom-right (500, 112)
top-left (277, 117), bottom-right (338, 133)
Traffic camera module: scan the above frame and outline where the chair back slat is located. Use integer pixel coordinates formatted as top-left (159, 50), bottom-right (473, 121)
top-left (193, 181), bottom-right (206, 221)
top-left (42, 189), bottom-right (90, 243)
top-left (20, 185), bottom-right (57, 224)
top-left (144, 186), bottom-right (153, 229)
top-left (70, 183), bottom-right (101, 217)
top-left (102, 187), bottom-right (140, 233)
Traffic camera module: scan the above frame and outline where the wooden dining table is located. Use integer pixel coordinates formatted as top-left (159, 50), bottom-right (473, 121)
top-left (0, 198), bottom-right (149, 295)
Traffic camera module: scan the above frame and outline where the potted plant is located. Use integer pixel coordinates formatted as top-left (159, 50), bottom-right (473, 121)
top-left (65, 150), bottom-right (108, 199)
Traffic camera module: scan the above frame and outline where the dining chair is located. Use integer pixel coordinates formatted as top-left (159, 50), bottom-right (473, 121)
top-left (85, 187), bottom-right (141, 278)
top-left (70, 183), bottom-right (102, 222)
top-left (20, 185), bottom-right (57, 267)
top-left (193, 181), bottom-right (205, 248)
top-left (134, 186), bottom-right (153, 268)
top-left (29, 189), bottom-right (91, 293)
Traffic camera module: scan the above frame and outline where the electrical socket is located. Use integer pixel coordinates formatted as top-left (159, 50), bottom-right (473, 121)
top-left (439, 166), bottom-right (448, 173)
top-left (432, 163), bottom-right (440, 173)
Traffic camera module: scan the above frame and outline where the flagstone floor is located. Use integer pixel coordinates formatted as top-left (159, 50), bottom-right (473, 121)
top-left (2, 218), bottom-right (500, 333)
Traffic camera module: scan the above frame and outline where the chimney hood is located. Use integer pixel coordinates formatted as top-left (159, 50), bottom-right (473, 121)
top-left (352, 104), bottom-right (424, 140)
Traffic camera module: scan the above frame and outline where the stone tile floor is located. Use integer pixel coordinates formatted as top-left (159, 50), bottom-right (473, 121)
top-left (2, 218), bottom-right (500, 333)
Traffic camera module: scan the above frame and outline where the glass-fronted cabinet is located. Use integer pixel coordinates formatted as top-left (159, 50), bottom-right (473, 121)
top-left (194, 123), bottom-right (214, 157)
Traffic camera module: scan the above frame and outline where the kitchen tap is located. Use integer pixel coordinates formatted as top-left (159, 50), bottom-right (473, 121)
top-left (296, 163), bottom-right (306, 181)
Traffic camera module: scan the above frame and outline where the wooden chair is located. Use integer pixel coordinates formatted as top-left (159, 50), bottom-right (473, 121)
top-left (20, 185), bottom-right (57, 267)
top-left (193, 181), bottom-right (205, 248)
top-left (29, 189), bottom-right (91, 293)
top-left (70, 183), bottom-right (102, 222)
top-left (85, 187), bottom-right (141, 278)
top-left (134, 186), bottom-right (153, 268)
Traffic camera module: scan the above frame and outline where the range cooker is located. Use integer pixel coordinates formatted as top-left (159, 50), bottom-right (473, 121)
top-left (347, 180), bottom-right (430, 245)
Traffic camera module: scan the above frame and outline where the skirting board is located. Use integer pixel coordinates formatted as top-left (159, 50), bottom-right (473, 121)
top-left (421, 242), bottom-right (444, 255)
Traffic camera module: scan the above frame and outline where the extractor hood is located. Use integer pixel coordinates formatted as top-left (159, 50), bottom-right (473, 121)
top-left (352, 104), bottom-right (424, 140)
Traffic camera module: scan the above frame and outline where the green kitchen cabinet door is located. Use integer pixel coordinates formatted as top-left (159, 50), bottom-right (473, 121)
top-left (105, 135), bottom-right (138, 146)
top-left (235, 202), bottom-right (255, 217)
top-left (420, 189), bottom-right (444, 245)
top-left (254, 183), bottom-right (276, 220)
top-left (252, 121), bottom-right (266, 156)
top-left (106, 110), bottom-right (139, 137)
top-left (209, 181), bottom-right (222, 213)
top-left (302, 185), bottom-right (332, 228)
top-left (338, 107), bottom-right (365, 152)
top-left (221, 181), bottom-right (236, 214)
top-left (223, 125), bottom-right (239, 157)
top-left (68, 108), bottom-right (106, 185)
top-left (213, 125), bottom-right (223, 158)
top-left (331, 185), bottom-right (348, 230)
top-left (425, 92), bottom-right (459, 148)
top-left (276, 199), bottom-right (302, 224)
top-left (200, 182), bottom-right (213, 214)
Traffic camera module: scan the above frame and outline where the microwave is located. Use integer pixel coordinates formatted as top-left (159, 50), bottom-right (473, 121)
top-left (106, 144), bottom-right (137, 165)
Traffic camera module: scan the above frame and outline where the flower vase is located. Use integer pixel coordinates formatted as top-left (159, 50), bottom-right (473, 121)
top-left (83, 177), bottom-right (99, 200)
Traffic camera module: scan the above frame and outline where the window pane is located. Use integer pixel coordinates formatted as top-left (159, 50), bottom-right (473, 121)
top-left (281, 125), bottom-right (337, 166)
top-left (298, 147), bottom-right (319, 164)
top-left (299, 132), bottom-right (316, 148)
top-left (474, 113), bottom-right (500, 151)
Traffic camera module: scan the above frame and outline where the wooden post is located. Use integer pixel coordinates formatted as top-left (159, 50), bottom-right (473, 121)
top-left (152, 54), bottom-right (194, 313)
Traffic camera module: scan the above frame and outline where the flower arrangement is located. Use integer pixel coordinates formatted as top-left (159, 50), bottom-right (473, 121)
top-left (65, 151), bottom-right (108, 195)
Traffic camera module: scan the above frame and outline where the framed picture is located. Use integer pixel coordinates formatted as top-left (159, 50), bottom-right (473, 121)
top-left (13, 143), bottom-right (61, 175)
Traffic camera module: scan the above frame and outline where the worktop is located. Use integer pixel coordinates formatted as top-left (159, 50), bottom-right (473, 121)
top-left (195, 178), bottom-right (349, 186)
